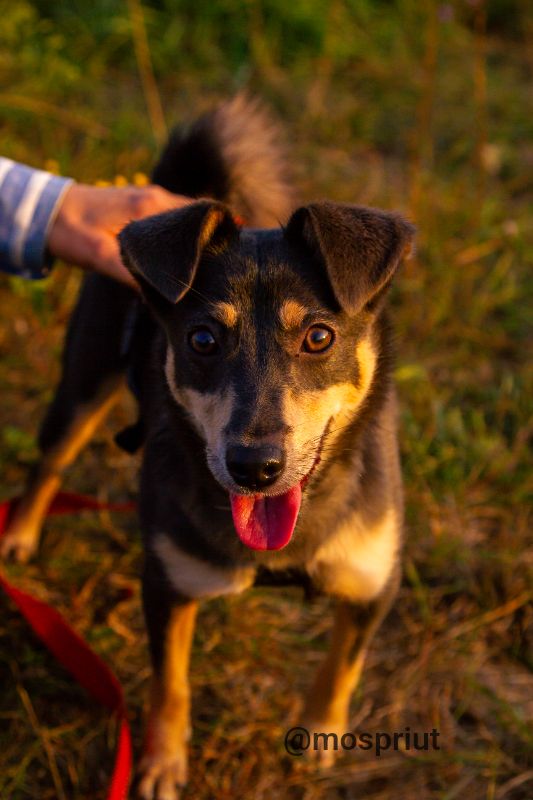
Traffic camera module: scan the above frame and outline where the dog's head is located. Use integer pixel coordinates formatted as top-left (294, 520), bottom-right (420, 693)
top-left (119, 200), bottom-right (414, 552)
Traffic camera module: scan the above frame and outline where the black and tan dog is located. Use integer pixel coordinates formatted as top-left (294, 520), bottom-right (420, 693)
top-left (2, 97), bottom-right (414, 799)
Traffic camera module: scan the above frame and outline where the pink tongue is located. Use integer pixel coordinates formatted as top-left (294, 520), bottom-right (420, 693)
top-left (230, 484), bottom-right (302, 550)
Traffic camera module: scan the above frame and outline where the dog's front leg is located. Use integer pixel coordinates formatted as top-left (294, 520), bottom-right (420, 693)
top-left (302, 569), bottom-right (399, 766)
top-left (137, 565), bottom-right (197, 800)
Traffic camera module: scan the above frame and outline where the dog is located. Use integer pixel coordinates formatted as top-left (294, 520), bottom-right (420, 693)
top-left (2, 95), bottom-right (415, 799)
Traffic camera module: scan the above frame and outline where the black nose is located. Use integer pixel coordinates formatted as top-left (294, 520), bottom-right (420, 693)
top-left (226, 445), bottom-right (285, 490)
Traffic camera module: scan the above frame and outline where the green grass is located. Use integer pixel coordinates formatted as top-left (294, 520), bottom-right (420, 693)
top-left (0, 1), bottom-right (532, 798)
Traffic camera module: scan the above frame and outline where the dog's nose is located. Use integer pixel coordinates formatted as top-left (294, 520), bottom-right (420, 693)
top-left (226, 445), bottom-right (285, 490)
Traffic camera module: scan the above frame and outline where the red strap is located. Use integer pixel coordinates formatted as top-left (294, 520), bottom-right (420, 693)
top-left (0, 491), bottom-right (136, 800)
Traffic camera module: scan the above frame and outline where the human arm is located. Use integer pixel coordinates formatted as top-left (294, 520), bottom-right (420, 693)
top-left (0, 158), bottom-right (192, 288)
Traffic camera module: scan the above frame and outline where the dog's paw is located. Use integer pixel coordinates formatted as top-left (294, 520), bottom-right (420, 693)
top-left (0, 523), bottom-right (39, 563)
top-left (136, 749), bottom-right (188, 800)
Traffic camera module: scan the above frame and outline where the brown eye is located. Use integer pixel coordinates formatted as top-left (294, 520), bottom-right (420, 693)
top-left (189, 328), bottom-right (217, 355)
top-left (302, 325), bottom-right (334, 353)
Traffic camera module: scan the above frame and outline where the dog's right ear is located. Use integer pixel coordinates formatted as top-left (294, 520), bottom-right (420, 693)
top-left (285, 202), bottom-right (415, 315)
top-left (119, 200), bottom-right (238, 306)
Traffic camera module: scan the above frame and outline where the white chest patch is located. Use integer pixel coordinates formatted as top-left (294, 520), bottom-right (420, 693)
top-left (153, 533), bottom-right (256, 599)
top-left (307, 507), bottom-right (400, 601)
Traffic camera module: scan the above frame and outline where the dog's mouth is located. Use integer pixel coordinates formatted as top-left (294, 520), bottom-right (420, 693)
top-left (229, 421), bottom-right (331, 552)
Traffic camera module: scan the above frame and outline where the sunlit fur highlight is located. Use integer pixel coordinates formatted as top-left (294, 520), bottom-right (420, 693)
top-left (278, 299), bottom-right (307, 330)
top-left (209, 301), bottom-right (239, 327)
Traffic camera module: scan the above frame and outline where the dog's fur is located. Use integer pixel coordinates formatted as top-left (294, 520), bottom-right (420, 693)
top-left (2, 96), bottom-right (415, 799)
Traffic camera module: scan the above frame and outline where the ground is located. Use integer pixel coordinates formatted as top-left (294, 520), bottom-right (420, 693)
top-left (0, 2), bottom-right (532, 798)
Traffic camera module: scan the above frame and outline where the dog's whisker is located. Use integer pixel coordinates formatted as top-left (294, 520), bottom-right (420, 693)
top-left (156, 270), bottom-right (213, 304)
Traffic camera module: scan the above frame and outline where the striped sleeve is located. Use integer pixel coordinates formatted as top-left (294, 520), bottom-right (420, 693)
top-left (0, 157), bottom-right (73, 279)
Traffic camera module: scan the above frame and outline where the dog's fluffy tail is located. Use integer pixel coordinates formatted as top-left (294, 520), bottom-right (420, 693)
top-left (151, 94), bottom-right (295, 227)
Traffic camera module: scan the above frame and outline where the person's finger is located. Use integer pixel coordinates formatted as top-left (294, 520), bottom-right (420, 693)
top-left (103, 187), bottom-right (193, 235)
top-left (95, 251), bottom-right (140, 291)
top-left (106, 260), bottom-right (139, 290)
top-left (146, 186), bottom-right (193, 214)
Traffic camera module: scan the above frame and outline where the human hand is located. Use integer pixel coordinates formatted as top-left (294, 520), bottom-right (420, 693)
top-left (47, 183), bottom-right (193, 288)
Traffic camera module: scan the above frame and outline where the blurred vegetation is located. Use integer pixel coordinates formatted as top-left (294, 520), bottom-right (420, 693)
top-left (0, 0), bottom-right (532, 798)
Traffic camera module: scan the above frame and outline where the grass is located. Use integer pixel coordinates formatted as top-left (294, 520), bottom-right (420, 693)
top-left (0, 0), bottom-right (532, 798)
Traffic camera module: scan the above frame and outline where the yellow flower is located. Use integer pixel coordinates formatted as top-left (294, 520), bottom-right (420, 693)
top-left (44, 159), bottom-right (60, 175)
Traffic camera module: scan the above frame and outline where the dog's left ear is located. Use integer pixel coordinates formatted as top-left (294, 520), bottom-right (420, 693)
top-left (285, 202), bottom-right (415, 315)
top-left (119, 200), bottom-right (239, 306)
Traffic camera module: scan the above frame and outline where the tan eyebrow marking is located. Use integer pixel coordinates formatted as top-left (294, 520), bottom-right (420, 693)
top-left (278, 300), bottom-right (308, 330)
top-left (209, 301), bottom-right (239, 327)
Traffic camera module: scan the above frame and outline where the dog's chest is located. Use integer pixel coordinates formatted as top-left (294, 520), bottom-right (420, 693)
top-left (153, 502), bottom-right (400, 603)
top-left (257, 502), bottom-right (400, 601)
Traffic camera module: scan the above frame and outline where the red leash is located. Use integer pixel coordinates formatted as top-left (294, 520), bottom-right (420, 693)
top-left (0, 491), bottom-right (136, 800)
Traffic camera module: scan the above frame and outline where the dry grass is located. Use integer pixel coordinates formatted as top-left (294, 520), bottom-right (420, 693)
top-left (0, 3), bottom-right (532, 798)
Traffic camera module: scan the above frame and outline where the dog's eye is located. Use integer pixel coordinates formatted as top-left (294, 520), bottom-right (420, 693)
top-left (189, 328), bottom-right (218, 355)
top-left (302, 326), bottom-right (334, 353)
